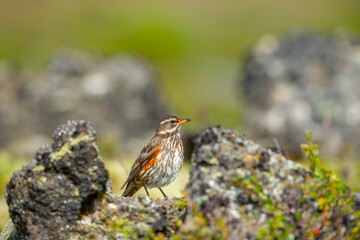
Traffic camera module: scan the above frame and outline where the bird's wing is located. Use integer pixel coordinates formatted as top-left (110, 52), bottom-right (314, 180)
top-left (121, 137), bottom-right (162, 189)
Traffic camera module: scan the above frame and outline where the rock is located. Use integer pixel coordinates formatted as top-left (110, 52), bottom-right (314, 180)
top-left (4, 120), bottom-right (183, 240)
top-left (0, 49), bottom-right (166, 156)
top-left (3, 124), bottom-right (360, 239)
top-left (6, 120), bottom-right (110, 239)
top-left (185, 126), bottom-right (360, 239)
top-left (241, 31), bottom-right (360, 158)
top-left (69, 195), bottom-right (184, 239)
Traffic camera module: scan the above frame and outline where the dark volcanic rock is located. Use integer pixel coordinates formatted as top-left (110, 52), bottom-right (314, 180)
top-left (6, 120), bottom-right (109, 239)
top-left (0, 49), bottom-right (166, 155)
top-left (185, 126), bottom-right (360, 239)
top-left (241, 31), bottom-right (360, 158)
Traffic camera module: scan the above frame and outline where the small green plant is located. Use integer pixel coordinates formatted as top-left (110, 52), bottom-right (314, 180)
top-left (174, 198), bottom-right (187, 211)
top-left (241, 169), bottom-right (296, 239)
top-left (171, 195), bottom-right (229, 240)
top-left (301, 131), bottom-right (360, 239)
top-left (257, 131), bottom-right (360, 239)
top-left (301, 131), bottom-right (321, 172)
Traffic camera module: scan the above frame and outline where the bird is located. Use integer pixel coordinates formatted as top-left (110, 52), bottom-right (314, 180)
top-left (121, 114), bottom-right (191, 198)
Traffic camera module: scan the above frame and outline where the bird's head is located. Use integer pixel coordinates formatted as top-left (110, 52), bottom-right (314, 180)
top-left (156, 114), bottom-right (191, 136)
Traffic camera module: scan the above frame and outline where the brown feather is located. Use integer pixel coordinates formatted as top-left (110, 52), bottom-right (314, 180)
top-left (121, 178), bottom-right (142, 197)
top-left (120, 136), bottom-right (162, 190)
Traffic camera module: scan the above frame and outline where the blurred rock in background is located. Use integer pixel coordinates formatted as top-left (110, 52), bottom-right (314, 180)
top-left (241, 31), bottom-right (360, 159)
top-left (0, 49), bottom-right (166, 156)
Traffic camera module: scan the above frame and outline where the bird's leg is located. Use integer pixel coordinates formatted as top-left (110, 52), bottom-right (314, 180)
top-left (159, 188), bottom-right (168, 199)
top-left (143, 186), bottom-right (150, 197)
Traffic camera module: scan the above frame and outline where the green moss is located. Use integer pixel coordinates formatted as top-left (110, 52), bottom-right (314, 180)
top-left (239, 170), bottom-right (296, 238)
top-left (174, 198), bottom-right (187, 211)
top-left (171, 199), bottom-right (229, 239)
top-left (263, 211), bottom-right (295, 240)
top-left (107, 216), bottom-right (139, 238)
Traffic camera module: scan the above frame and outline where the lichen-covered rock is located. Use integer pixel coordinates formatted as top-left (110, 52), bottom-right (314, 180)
top-left (185, 126), bottom-right (360, 239)
top-left (69, 194), bottom-right (184, 239)
top-left (241, 31), bottom-right (360, 158)
top-left (3, 120), bottom-right (183, 240)
top-left (6, 120), bottom-right (109, 239)
top-left (3, 124), bottom-right (360, 239)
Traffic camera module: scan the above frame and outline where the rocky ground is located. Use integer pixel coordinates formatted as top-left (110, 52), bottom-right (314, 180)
top-left (1, 121), bottom-right (360, 239)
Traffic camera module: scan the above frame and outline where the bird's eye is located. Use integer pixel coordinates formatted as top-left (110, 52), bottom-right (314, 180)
top-left (171, 120), bottom-right (175, 124)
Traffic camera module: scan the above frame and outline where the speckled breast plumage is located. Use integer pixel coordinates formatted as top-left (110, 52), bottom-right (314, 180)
top-left (121, 114), bottom-right (190, 197)
top-left (139, 133), bottom-right (184, 188)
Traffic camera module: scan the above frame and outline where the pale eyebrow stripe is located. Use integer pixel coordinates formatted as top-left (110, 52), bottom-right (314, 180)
top-left (159, 118), bottom-right (176, 125)
top-left (158, 128), bottom-right (177, 134)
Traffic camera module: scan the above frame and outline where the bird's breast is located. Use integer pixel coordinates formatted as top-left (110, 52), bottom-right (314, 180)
top-left (139, 141), bottom-right (184, 188)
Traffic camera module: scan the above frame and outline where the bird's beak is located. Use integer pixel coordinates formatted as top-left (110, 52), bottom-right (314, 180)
top-left (178, 118), bottom-right (191, 125)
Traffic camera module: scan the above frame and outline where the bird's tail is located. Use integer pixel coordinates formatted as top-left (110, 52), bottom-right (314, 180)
top-left (121, 179), bottom-right (142, 197)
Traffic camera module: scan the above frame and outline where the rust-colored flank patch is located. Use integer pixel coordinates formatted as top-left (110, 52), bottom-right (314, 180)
top-left (141, 146), bottom-right (162, 172)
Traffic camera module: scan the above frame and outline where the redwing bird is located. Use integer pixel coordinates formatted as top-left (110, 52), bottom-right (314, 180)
top-left (121, 114), bottom-right (191, 198)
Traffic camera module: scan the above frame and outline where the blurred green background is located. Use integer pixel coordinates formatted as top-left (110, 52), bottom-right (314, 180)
top-left (1, 0), bottom-right (360, 230)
